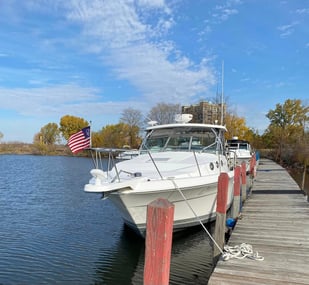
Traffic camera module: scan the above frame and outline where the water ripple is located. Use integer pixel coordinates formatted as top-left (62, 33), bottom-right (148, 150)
top-left (0, 155), bottom-right (215, 284)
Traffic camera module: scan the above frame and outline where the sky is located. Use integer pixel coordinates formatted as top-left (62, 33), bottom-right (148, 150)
top-left (0, 0), bottom-right (308, 143)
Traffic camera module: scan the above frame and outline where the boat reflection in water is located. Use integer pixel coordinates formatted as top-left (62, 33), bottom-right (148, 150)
top-left (93, 224), bottom-right (215, 284)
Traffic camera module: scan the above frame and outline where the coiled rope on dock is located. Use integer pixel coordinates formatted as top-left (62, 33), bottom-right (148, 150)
top-left (222, 243), bottom-right (264, 261)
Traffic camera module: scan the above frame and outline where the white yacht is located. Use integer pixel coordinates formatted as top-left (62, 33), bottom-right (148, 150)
top-left (85, 115), bottom-right (235, 236)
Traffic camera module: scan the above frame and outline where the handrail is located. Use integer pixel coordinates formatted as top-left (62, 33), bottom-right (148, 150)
top-left (146, 151), bottom-right (164, 180)
top-left (193, 151), bottom-right (202, 177)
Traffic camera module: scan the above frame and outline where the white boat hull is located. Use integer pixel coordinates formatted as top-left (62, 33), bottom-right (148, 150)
top-left (88, 171), bottom-right (234, 236)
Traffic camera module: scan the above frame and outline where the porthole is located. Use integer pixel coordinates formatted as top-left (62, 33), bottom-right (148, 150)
top-left (221, 160), bottom-right (224, 166)
top-left (209, 162), bottom-right (214, 170)
top-left (216, 161), bottom-right (219, 168)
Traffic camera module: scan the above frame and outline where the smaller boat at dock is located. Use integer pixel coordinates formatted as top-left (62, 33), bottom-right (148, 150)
top-left (227, 137), bottom-right (254, 173)
top-left (116, 149), bottom-right (139, 160)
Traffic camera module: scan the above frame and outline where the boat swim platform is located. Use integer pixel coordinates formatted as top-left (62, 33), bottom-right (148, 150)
top-left (209, 158), bottom-right (309, 285)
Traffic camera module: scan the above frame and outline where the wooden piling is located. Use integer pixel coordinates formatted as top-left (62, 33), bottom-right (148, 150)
top-left (213, 172), bottom-right (229, 257)
top-left (241, 161), bottom-right (247, 202)
top-left (250, 154), bottom-right (256, 178)
top-left (231, 165), bottom-right (241, 219)
top-left (143, 198), bottom-right (174, 285)
top-left (249, 154), bottom-right (257, 190)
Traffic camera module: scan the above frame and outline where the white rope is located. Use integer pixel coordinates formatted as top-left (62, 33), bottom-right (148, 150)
top-left (222, 243), bottom-right (264, 261)
top-left (169, 179), bottom-right (224, 255)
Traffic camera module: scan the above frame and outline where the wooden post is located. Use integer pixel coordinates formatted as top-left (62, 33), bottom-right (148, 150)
top-left (231, 166), bottom-right (241, 219)
top-left (250, 154), bottom-right (256, 179)
top-left (214, 172), bottom-right (229, 257)
top-left (241, 161), bottom-right (247, 202)
top-left (301, 162), bottom-right (307, 191)
top-left (144, 198), bottom-right (174, 285)
top-left (248, 154), bottom-right (256, 190)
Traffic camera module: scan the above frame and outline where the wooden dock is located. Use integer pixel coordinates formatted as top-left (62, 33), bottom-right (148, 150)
top-left (209, 158), bottom-right (309, 285)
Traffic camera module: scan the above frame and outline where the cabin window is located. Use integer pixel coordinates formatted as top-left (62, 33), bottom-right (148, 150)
top-left (140, 127), bottom-right (223, 153)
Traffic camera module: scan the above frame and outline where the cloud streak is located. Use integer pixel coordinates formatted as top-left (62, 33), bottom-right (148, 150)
top-left (277, 21), bottom-right (299, 38)
top-left (64, 0), bottom-right (215, 103)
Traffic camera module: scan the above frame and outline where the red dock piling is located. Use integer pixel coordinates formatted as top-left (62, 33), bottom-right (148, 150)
top-left (143, 198), bottom-right (174, 285)
top-left (231, 166), bottom-right (241, 219)
top-left (214, 172), bottom-right (229, 257)
top-left (241, 161), bottom-right (247, 202)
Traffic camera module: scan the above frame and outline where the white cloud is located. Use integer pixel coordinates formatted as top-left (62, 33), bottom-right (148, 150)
top-left (0, 85), bottom-right (98, 116)
top-left (277, 21), bottom-right (299, 38)
top-left (295, 8), bottom-right (309, 14)
top-left (63, 0), bottom-right (215, 103)
top-left (213, 0), bottom-right (241, 22)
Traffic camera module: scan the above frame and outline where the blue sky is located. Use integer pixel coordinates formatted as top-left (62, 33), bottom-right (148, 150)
top-left (0, 0), bottom-right (308, 143)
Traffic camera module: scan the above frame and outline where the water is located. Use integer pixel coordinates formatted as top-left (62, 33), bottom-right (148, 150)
top-left (0, 155), bottom-right (215, 284)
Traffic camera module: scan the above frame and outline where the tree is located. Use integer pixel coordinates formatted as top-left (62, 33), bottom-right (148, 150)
top-left (92, 123), bottom-right (141, 148)
top-left (120, 108), bottom-right (143, 147)
top-left (34, 123), bottom-right (60, 145)
top-left (146, 103), bottom-right (181, 125)
top-left (0, 131), bottom-right (3, 142)
top-left (120, 108), bottom-right (143, 128)
top-left (224, 113), bottom-right (254, 141)
top-left (59, 115), bottom-right (89, 141)
top-left (265, 99), bottom-right (309, 163)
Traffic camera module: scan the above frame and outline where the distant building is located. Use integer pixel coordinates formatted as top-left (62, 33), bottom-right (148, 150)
top-left (182, 101), bottom-right (226, 124)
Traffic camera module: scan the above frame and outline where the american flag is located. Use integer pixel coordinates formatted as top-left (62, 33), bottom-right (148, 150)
top-left (67, 126), bottom-right (91, 154)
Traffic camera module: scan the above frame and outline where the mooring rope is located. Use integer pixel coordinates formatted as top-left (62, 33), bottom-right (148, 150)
top-left (222, 243), bottom-right (264, 261)
top-left (169, 179), bottom-right (224, 255)
top-left (169, 179), bottom-right (264, 262)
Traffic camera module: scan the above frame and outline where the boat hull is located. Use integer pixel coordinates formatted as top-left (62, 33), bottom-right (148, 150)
top-left (104, 173), bottom-right (234, 237)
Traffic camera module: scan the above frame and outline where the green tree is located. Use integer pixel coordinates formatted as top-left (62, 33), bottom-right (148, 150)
top-left (265, 99), bottom-right (309, 163)
top-left (0, 131), bottom-right (3, 142)
top-left (59, 115), bottom-right (89, 140)
top-left (34, 123), bottom-right (60, 145)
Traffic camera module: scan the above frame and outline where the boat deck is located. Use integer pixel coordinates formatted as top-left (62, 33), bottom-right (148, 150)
top-left (208, 158), bottom-right (309, 285)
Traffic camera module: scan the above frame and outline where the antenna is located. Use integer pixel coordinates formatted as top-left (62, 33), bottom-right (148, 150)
top-left (221, 61), bottom-right (224, 125)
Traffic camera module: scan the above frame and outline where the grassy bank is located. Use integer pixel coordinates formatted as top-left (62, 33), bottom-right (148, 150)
top-left (0, 143), bottom-right (73, 156)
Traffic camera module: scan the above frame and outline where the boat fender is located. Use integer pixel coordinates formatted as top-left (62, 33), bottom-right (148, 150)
top-left (90, 169), bottom-right (106, 185)
top-left (226, 218), bottom-right (236, 229)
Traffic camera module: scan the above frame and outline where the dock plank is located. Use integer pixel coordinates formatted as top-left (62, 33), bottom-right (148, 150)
top-left (208, 159), bottom-right (309, 285)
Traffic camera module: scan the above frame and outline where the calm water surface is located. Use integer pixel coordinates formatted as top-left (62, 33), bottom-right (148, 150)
top-left (0, 155), bottom-right (215, 285)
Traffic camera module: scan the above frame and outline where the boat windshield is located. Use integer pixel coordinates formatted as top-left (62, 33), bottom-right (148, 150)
top-left (140, 126), bottom-right (224, 153)
top-left (228, 142), bottom-right (250, 150)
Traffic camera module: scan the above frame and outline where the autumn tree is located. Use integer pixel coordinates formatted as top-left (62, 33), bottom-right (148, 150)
top-left (225, 112), bottom-right (254, 141)
top-left (34, 123), bottom-right (60, 145)
top-left (92, 123), bottom-right (141, 149)
top-left (265, 99), bottom-right (309, 163)
top-left (146, 103), bottom-right (181, 125)
top-left (59, 115), bottom-right (89, 141)
top-left (0, 131), bottom-right (3, 142)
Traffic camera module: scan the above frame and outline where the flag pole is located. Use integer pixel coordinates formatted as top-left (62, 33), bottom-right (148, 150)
top-left (89, 120), bottom-right (92, 148)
